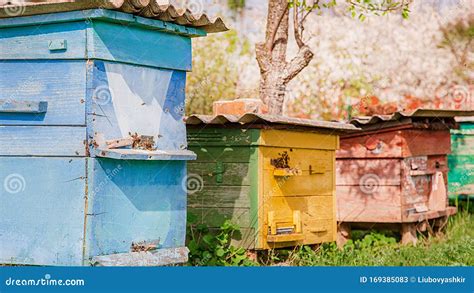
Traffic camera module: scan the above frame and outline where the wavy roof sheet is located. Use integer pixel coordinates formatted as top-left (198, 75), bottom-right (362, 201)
top-left (350, 109), bottom-right (474, 127)
top-left (186, 113), bottom-right (359, 132)
top-left (0, 0), bottom-right (227, 33)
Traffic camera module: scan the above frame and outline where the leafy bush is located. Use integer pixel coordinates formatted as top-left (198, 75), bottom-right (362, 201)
top-left (185, 213), bottom-right (473, 266)
top-left (187, 216), bottom-right (257, 266)
top-left (228, 0), bottom-right (246, 11)
top-left (186, 31), bottom-right (253, 115)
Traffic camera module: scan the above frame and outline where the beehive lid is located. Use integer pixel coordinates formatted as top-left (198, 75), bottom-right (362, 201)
top-left (455, 116), bottom-right (474, 123)
top-left (186, 113), bottom-right (359, 133)
top-left (0, 0), bottom-right (227, 33)
top-left (350, 109), bottom-right (474, 130)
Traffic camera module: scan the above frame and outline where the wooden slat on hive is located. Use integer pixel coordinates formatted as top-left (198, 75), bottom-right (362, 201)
top-left (0, 157), bottom-right (86, 266)
top-left (336, 185), bottom-right (402, 223)
top-left (336, 159), bottom-right (401, 185)
top-left (85, 158), bottom-right (187, 259)
top-left (0, 60), bottom-right (86, 126)
top-left (0, 126), bottom-right (86, 156)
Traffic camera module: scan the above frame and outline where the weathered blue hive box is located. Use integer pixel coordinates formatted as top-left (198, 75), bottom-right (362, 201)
top-left (0, 7), bottom-right (224, 266)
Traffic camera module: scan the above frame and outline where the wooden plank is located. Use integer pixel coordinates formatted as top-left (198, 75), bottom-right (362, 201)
top-left (189, 146), bottom-right (252, 163)
top-left (337, 131), bottom-right (403, 159)
top-left (403, 207), bottom-right (457, 223)
top-left (88, 61), bottom-right (188, 154)
top-left (85, 158), bottom-right (187, 258)
top-left (0, 157), bottom-right (86, 266)
top-left (95, 148), bottom-right (196, 161)
top-left (91, 247), bottom-right (189, 267)
top-left (0, 8), bottom-right (205, 37)
top-left (336, 159), bottom-right (401, 185)
top-left (264, 196), bottom-right (336, 248)
top-left (448, 154), bottom-right (474, 196)
top-left (89, 21), bottom-right (192, 71)
top-left (267, 196), bottom-right (335, 220)
top-left (267, 233), bottom-right (304, 243)
top-left (260, 129), bottom-right (338, 150)
top-left (451, 135), bottom-right (474, 155)
top-left (336, 185), bottom-right (402, 223)
top-left (187, 162), bottom-right (251, 186)
top-left (188, 186), bottom-right (251, 209)
top-left (0, 99), bottom-right (47, 113)
top-left (400, 156), bottom-right (449, 213)
top-left (187, 128), bottom-right (260, 147)
top-left (262, 147), bottom-right (334, 197)
top-left (0, 21), bottom-right (87, 60)
top-left (0, 60), bottom-right (86, 126)
top-left (266, 219), bottom-right (335, 249)
top-left (0, 126), bottom-right (86, 156)
top-left (401, 129), bottom-right (451, 157)
top-left (459, 122), bottom-right (474, 130)
top-left (0, 11), bottom-right (196, 70)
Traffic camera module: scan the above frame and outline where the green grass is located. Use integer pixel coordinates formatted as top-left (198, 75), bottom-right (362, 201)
top-left (278, 212), bottom-right (474, 266)
top-left (188, 212), bottom-right (474, 266)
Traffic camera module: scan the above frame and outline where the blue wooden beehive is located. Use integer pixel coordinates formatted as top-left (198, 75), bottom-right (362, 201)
top-left (0, 3), bottom-right (226, 266)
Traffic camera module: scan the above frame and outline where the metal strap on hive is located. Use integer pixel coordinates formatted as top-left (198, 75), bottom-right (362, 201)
top-left (0, 0), bottom-right (228, 33)
top-left (186, 113), bottom-right (359, 132)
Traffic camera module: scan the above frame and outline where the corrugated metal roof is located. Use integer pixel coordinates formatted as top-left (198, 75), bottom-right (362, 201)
top-left (186, 113), bottom-right (359, 132)
top-left (456, 116), bottom-right (474, 123)
top-left (0, 0), bottom-right (227, 33)
top-left (350, 109), bottom-right (474, 127)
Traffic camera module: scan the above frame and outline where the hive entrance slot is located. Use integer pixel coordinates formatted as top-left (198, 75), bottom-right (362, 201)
top-left (267, 211), bottom-right (303, 243)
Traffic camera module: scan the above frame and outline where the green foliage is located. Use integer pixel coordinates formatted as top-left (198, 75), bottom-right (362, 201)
top-left (439, 14), bottom-right (474, 83)
top-left (228, 0), bottom-right (246, 11)
top-left (186, 31), bottom-right (251, 115)
top-left (288, 0), bottom-right (410, 19)
top-left (286, 213), bottom-right (474, 266)
top-left (187, 215), bottom-right (257, 266)
top-left (186, 213), bottom-right (473, 266)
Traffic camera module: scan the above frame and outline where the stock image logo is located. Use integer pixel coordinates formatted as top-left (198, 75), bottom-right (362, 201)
top-left (186, 0), bottom-right (204, 15)
top-left (182, 173), bottom-right (204, 195)
top-left (2, 0), bottom-right (26, 17)
top-left (92, 85), bottom-right (113, 106)
top-left (359, 173), bottom-right (380, 195)
top-left (3, 173), bottom-right (26, 194)
top-left (449, 85), bottom-right (471, 107)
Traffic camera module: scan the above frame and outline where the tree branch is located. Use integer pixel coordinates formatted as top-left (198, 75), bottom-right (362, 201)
top-left (293, 3), bottom-right (305, 48)
top-left (268, 5), bottom-right (289, 51)
top-left (256, 43), bottom-right (271, 73)
top-left (347, 0), bottom-right (412, 12)
top-left (283, 45), bottom-right (314, 83)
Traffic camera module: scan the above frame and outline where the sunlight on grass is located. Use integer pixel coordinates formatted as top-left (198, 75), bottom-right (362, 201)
top-left (283, 212), bottom-right (474, 266)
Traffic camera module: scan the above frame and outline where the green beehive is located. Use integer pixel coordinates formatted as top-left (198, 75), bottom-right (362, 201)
top-left (449, 117), bottom-right (474, 203)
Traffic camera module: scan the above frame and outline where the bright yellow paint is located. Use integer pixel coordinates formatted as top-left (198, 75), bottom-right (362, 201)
top-left (256, 130), bottom-right (339, 250)
top-left (259, 129), bottom-right (339, 150)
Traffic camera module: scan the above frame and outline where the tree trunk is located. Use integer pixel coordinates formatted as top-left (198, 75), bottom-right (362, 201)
top-left (256, 0), bottom-right (314, 115)
top-left (256, 0), bottom-right (289, 115)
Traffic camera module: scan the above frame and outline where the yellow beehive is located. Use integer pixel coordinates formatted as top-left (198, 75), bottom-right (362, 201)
top-left (187, 113), bottom-right (357, 249)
